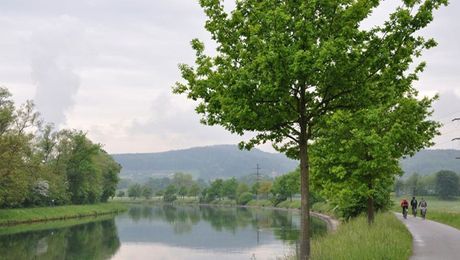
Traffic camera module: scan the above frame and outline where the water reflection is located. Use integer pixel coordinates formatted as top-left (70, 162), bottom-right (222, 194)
top-left (0, 205), bottom-right (327, 260)
top-left (0, 219), bottom-right (120, 260)
top-left (125, 205), bottom-right (326, 242)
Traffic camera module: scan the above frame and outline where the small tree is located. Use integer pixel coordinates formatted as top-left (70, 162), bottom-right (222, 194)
top-left (142, 185), bottom-right (153, 200)
top-left (258, 181), bottom-right (273, 200)
top-left (128, 184), bottom-right (142, 200)
top-left (178, 186), bottom-right (188, 199)
top-left (117, 190), bottom-right (125, 197)
top-left (188, 183), bottom-right (201, 197)
top-left (223, 178), bottom-right (238, 200)
top-left (236, 183), bottom-right (249, 197)
top-left (435, 170), bottom-right (459, 200)
top-left (163, 185), bottom-right (177, 202)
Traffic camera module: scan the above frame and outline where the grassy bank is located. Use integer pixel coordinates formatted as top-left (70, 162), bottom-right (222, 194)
top-left (393, 196), bottom-right (460, 230)
top-left (0, 202), bottom-right (127, 226)
top-left (309, 212), bottom-right (412, 260)
top-left (0, 214), bottom-right (115, 236)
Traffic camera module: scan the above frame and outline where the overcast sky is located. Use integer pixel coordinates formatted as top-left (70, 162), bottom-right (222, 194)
top-left (0, 0), bottom-right (459, 154)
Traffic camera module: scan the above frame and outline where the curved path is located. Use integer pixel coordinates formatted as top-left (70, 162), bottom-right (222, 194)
top-left (395, 213), bottom-right (460, 260)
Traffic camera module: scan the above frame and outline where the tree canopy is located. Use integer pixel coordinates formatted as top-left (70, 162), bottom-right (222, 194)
top-left (0, 87), bottom-right (121, 208)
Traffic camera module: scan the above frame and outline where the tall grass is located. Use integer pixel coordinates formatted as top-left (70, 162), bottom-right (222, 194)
top-left (310, 212), bottom-right (412, 260)
top-left (0, 202), bottom-right (127, 226)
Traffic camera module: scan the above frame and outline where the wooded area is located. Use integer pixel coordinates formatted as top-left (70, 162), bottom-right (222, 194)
top-left (0, 87), bottom-right (121, 208)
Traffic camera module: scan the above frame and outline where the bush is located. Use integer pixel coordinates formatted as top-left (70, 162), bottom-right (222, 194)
top-left (238, 192), bottom-right (253, 205)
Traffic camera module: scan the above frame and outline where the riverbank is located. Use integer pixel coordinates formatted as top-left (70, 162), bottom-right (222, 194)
top-left (0, 202), bottom-right (127, 226)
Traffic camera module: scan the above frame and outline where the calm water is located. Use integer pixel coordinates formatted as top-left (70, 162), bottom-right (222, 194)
top-left (0, 205), bottom-right (327, 260)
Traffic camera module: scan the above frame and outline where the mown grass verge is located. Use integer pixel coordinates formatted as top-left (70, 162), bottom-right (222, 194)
top-left (425, 211), bottom-right (460, 230)
top-left (0, 202), bottom-right (127, 226)
top-left (309, 212), bottom-right (412, 260)
top-left (0, 214), bottom-right (115, 236)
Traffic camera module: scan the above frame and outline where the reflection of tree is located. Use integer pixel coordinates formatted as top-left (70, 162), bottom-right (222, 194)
top-left (0, 219), bottom-right (120, 260)
top-left (128, 207), bottom-right (142, 222)
top-left (125, 205), bottom-right (327, 243)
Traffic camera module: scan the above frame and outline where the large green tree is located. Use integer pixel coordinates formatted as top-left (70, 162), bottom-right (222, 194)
top-left (174, 1), bottom-right (446, 258)
top-left (311, 97), bottom-right (439, 223)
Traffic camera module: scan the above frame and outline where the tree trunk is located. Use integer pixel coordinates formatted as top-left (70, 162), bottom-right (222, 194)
top-left (367, 179), bottom-right (374, 225)
top-left (367, 196), bottom-right (374, 225)
top-left (299, 131), bottom-right (310, 259)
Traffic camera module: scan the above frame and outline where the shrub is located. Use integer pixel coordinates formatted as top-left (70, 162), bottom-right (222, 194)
top-left (238, 192), bottom-right (253, 205)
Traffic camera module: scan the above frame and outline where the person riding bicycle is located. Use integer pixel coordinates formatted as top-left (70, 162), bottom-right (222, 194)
top-left (419, 198), bottom-right (428, 219)
top-left (410, 196), bottom-right (418, 217)
top-left (401, 199), bottom-right (409, 217)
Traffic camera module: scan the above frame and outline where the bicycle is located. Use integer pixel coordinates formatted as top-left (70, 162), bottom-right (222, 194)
top-left (403, 207), bottom-right (408, 219)
top-left (412, 207), bottom-right (417, 218)
top-left (420, 207), bottom-right (427, 219)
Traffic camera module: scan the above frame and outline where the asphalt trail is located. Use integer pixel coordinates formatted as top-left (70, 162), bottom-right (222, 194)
top-left (395, 213), bottom-right (460, 260)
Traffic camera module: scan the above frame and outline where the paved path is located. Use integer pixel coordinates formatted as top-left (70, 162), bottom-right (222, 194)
top-left (395, 213), bottom-right (460, 260)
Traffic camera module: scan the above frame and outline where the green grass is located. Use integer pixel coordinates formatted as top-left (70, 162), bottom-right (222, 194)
top-left (393, 196), bottom-right (460, 230)
top-left (0, 202), bottom-right (127, 226)
top-left (276, 200), bottom-right (301, 209)
top-left (246, 199), bottom-right (273, 207)
top-left (0, 214), bottom-right (115, 236)
top-left (309, 212), bottom-right (412, 260)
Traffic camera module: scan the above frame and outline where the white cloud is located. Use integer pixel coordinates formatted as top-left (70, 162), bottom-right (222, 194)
top-left (0, 0), bottom-right (458, 153)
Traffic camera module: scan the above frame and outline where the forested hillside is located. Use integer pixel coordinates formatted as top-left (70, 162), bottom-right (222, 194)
top-left (113, 147), bottom-right (460, 181)
top-left (112, 145), bottom-right (297, 180)
top-left (401, 149), bottom-right (460, 177)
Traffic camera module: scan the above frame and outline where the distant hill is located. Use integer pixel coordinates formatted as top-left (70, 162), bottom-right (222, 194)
top-left (112, 145), bottom-right (298, 180)
top-left (400, 149), bottom-right (460, 177)
top-left (112, 147), bottom-right (460, 181)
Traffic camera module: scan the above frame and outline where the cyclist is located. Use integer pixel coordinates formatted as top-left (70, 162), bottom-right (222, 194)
top-left (419, 198), bottom-right (428, 219)
top-left (401, 199), bottom-right (409, 219)
top-left (410, 196), bottom-right (418, 217)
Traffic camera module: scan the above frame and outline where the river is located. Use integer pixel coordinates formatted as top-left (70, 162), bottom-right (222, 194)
top-left (0, 205), bottom-right (327, 260)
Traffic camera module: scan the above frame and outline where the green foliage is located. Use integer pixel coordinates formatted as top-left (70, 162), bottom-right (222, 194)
top-left (188, 183), bottom-right (201, 197)
top-left (142, 185), bottom-right (153, 199)
top-left (435, 170), bottom-right (459, 199)
top-left (271, 170), bottom-right (300, 204)
top-left (311, 98), bottom-right (439, 220)
top-left (163, 185), bottom-right (177, 202)
top-left (222, 177), bottom-right (238, 199)
top-left (128, 184), bottom-right (142, 200)
top-left (0, 87), bottom-right (121, 208)
top-left (174, 0), bottom-right (447, 256)
top-left (236, 182), bottom-right (249, 196)
top-left (208, 179), bottom-right (224, 201)
top-left (237, 192), bottom-right (253, 205)
top-left (178, 186), bottom-right (188, 198)
top-left (258, 181), bottom-right (272, 199)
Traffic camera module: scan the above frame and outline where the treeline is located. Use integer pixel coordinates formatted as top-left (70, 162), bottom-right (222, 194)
top-left (395, 170), bottom-right (460, 200)
top-left (0, 87), bottom-right (121, 208)
top-left (121, 170), bottom-right (320, 206)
